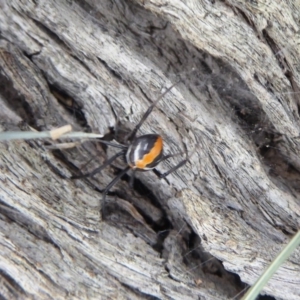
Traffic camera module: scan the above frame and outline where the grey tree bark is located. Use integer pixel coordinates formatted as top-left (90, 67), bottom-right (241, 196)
top-left (0, 0), bottom-right (300, 299)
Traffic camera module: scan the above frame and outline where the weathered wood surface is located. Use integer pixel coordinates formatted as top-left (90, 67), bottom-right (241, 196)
top-left (1, 0), bottom-right (300, 299)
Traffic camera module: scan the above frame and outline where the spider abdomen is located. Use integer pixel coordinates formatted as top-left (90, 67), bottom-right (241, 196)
top-left (126, 134), bottom-right (163, 170)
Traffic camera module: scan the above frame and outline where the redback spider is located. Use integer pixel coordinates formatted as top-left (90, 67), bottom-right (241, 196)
top-left (74, 81), bottom-right (188, 202)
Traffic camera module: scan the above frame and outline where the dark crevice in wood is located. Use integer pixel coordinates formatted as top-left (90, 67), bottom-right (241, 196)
top-left (259, 139), bottom-right (300, 196)
top-left (164, 230), bottom-right (250, 299)
top-left (262, 29), bottom-right (288, 74)
top-left (0, 294), bottom-right (7, 300)
top-left (0, 201), bottom-right (59, 246)
top-left (0, 71), bottom-right (36, 127)
top-left (22, 48), bottom-right (42, 59)
top-left (106, 170), bottom-right (172, 227)
top-left (48, 84), bottom-right (89, 130)
top-left (227, 75), bottom-right (300, 196)
top-left (258, 296), bottom-right (276, 300)
top-left (203, 61), bottom-right (291, 201)
top-left (187, 232), bottom-right (241, 279)
top-left (231, 6), bottom-right (255, 30)
top-left (29, 18), bottom-right (72, 53)
top-left (120, 282), bottom-right (160, 300)
top-left (28, 18), bottom-right (101, 81)
top-left (0, 269), bottom-right (28, 298)
top-left (43, 149), bottom-right (77, 179)
top-left (97, 57), bottom-right (124, 82)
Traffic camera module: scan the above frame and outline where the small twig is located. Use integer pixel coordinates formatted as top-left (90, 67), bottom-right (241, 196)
top-left (0, 125), bottom-right (105, 141)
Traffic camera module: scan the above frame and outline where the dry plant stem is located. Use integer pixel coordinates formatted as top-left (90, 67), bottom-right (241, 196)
top-left (0, 130), bottom-right (105, 141)
top-left (242, 230), bottom-right (300, 300)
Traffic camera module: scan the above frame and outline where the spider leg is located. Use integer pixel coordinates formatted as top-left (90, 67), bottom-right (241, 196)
top-left (102, 166), bottom-right (131, 202)
top-left (159, 152), bottom-right (184, 161)
top-left (72, 151), bottom-right (125, 179)
top-left (158, 143), bottom-right (189, 179)
top-left (159, 159), bottom-right (188, 179)
top-left (129, 169), bottom-right (137, 189)
top-left (125, 80), bottom-right (181, 142)
top-left (96, 140), bottom-right (126, 149)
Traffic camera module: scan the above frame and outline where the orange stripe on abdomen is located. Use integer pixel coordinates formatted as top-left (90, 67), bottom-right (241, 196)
top-left (135, 136), bottom-right (163, 169)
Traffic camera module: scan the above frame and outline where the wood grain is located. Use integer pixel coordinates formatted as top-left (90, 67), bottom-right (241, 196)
top-left (1, 0), bottom-right (300, 299)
